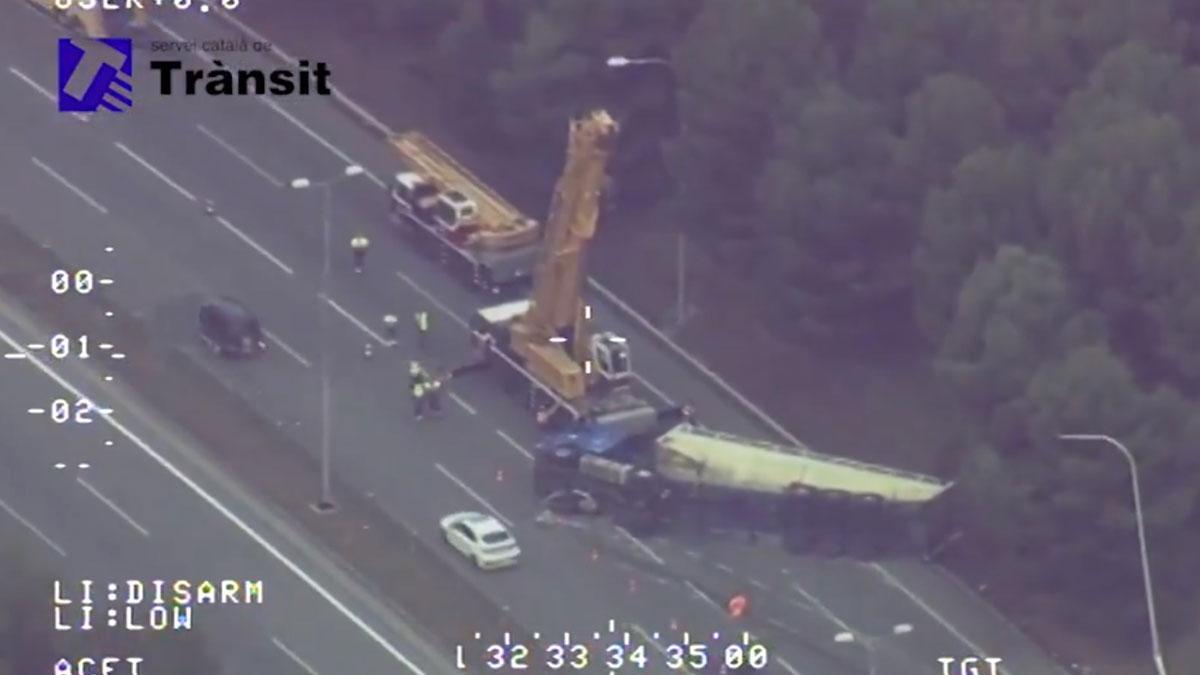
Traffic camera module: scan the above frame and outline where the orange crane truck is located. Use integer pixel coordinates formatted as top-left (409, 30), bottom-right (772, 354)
top-left (470, 110), bottom-right (665, 431)
top-left (388, 131), bottom-right (542, 294)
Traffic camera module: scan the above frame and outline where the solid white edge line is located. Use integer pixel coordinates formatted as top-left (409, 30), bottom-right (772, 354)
top-left (213, 215), bottom-right (295, 275)
top-left (614, 525), bottom-right (665, 566)
top-left (494, 429), bottom-right (533, 461)
top-left (196, 124), bottom-right (285, 187)
top-left (113, 142), bottom-right (197, 202)
top-left (448, 391), bottom-right (476, 415)
top-left (775, 655), bottom-right (803, 675)
top-left (263, 329), bottom-right (311, 368)
top-left (871, 563), bottom-right (1010, 675)
top-left (320, 294), bottom-right (392, 345)
top-left (0, 493), bottom-right (67, 557)
top-left (433, 463), bottom-right (512, 527)
top-left (77, 476), bottom-right (150, 537)
top-left (6, 66), bottom-right (89, 122)
top-left (8, 65), bottom-right (53, 101)
top-left (394, 271), bottom-right (468, 329)
top-left (272, 636), bottom-right (321, 675)
top-left (684, 580), bottom-right (722, 613)
top-left (790, 582), bottom-right (853, 633)
top-left (0, 324), bottom-right (428, 674)
top-left (258, 98), bottom-right (385, 189)
top-left (633, 372), bottom-right (674, 406)
top-left (30, 157), bottom-right (109, 214)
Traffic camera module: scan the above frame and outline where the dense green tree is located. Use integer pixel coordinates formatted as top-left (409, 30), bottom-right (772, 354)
top-left (849, 0), bottom-right (1179, 131)
top-left (1043, 109), bottom-right (1198, 288)
top-left (847, 0), bottom-right (1001, 119)
top-left (488, 9), bottom-right (599, 160)
top-left (755, 84), bottom-right (910, 341)
top-left (1041, 105), bottom-right (1200, 386)
top-left (427, 1), bottom-right (514, 145)
top-left (1146, 220), bottom-right (1200, 387)
top-left (989, 0), bottom-right (1180, 131)
top-left (435, 0), bottom-right (699, 194)
top-left (914, 145), bottom-right (1044, 340)
top-left (1007, 346), bottom-right (1200, 638)
top-left (1055, 42), bottom-right (1200, 138)
top-left (936, 246), bottom-right (1080, 411)
top-left (665, 0), bottom-right (828, 254)
top-left (808, 0), bottom-right (870, 68)
top-left (957, 344), bottom-right (1200, 639)
top-left (896, 73), bottom-right (1009, 191)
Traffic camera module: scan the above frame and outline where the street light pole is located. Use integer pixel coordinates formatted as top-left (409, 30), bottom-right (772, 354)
top-left (291, 164), bottom-right (364, 513)
top-left (676, 228), bottom-right (687, 329)
top-left (318, 181), bottom-right (333, 510)
top-left (1060, 434), bottom-right (1168, 675)
top-left (606, 53), bottom-right (691, 329)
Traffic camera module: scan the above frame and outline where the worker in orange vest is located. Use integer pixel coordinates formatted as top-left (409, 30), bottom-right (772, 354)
top-left (727, 592), bottom-right (749, 619)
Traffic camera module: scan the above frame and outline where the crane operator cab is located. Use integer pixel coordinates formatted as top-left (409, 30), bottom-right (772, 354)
top-left (589, 332), bottom-right (631, 381)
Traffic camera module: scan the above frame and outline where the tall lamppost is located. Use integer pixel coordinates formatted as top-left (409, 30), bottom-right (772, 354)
top-left (605, 54), bottom-right (692, 330)
top-left (833, 623), bottom-right (914, 675)
top-left (1060, 433), bottom-right (1169, 675)
top-left (290, 164), bottom-right (364, 512)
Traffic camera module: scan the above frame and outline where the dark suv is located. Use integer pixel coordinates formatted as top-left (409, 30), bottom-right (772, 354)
top-left (198, 297), bottom-right (267, 358)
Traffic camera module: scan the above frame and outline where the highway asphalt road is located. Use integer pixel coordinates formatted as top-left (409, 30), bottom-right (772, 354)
top-left (0, 296), bottom-right (449, 673)
top-left (0, 4), bottom-right (1065, 674)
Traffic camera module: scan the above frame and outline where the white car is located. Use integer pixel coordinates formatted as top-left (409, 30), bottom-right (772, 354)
top-left (439, 511), bottom-right (521, 570)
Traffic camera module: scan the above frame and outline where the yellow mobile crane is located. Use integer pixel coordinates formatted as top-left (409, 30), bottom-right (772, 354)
top-left (26, 1), bottom-right (149, 38)
top-left (472, 110), bottom-right (659, 426)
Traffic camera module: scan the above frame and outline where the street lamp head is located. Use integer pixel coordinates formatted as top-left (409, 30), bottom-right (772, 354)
top-left (606, 56), bottom-right (632, 68)
top-left (892, 623), bottom-right (914, 635)
top-left (344, 165), bottom-right (364, 177)
top-left (290, 177), bottom-right (312, 189)
top-left (834, 632), bottom-right (856, 644)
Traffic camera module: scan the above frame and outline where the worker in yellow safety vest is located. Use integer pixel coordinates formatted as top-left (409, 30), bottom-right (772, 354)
top-left (414, 310), bottom-right (430, 349)
top-left (350, 234), bottom-right (370, 273)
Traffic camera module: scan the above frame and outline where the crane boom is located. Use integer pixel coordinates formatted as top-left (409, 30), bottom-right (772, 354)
top-left (509, 110), bottom-right (620, 400)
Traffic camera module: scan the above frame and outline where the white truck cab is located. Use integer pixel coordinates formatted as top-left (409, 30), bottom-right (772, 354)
top-left (390, 172), bottom-right (438, 213)
top-left (433, 190), bottom-right (479, 231)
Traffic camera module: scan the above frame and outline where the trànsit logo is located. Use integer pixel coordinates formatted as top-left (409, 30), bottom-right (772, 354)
top-left (58, 37), bottom-right (133, 112)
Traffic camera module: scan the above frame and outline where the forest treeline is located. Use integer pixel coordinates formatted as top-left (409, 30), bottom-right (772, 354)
top-left (335, 0), bottom-right (1200, 649)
